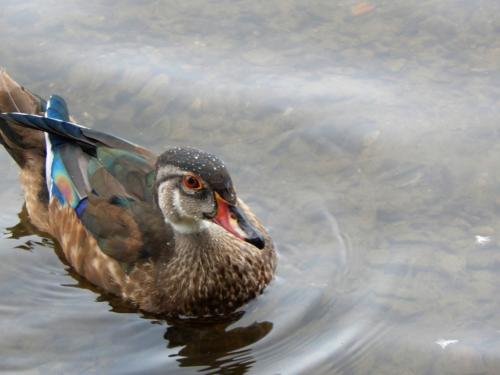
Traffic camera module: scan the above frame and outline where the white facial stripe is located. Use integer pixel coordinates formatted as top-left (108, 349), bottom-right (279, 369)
top-left (157, 180), bottom-right (171, 216)
top-left (158, 181), bottom-right (210, 234)
top-left (173, 189), bottom-right (188, 217)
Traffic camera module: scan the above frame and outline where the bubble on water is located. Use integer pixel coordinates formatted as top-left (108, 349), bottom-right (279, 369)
top-left (435, 339), bottom-right (459, 349)
top-left (475, 235), bottom-right (491, 246)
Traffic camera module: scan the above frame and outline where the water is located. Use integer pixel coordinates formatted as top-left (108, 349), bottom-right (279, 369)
top-left (0, 0), bottom-right (499, 373)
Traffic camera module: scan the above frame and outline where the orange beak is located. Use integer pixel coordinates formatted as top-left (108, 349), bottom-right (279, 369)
top-left (212, 193), bottom-right (265, 249)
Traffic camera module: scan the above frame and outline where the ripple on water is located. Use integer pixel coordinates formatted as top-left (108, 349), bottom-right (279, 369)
top-left (2, 0), bottom-right (500, 372)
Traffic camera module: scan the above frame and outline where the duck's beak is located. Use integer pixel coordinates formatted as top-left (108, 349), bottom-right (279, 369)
top-left (212, 193), bottom-right (266, 249)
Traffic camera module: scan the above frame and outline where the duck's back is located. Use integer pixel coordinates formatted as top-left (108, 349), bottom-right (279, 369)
top-left (0, 76), bottom-right (173, 290)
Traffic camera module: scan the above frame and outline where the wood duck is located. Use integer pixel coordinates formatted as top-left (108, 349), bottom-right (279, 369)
top-left (0, 71), bottom-right (276, 316)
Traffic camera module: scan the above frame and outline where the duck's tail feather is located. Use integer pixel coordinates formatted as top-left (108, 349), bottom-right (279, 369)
top-left (0, 70), bottom-right (46, 167)
top-left (0, 71), bottom-right (52, 231)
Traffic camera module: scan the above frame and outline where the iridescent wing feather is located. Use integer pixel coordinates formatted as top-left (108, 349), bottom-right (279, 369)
top-left (0, 98), bottom-right (170, 264)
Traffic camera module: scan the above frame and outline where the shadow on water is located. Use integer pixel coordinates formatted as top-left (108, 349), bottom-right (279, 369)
top-left (5, 205), bottom-right (273, 375)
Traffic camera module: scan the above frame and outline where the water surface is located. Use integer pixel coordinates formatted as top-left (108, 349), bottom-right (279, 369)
top-left (1, 0), bottom-right (500, 374)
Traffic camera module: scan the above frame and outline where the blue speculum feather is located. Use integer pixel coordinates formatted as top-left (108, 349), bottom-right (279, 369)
top-left (45, 95), bottom-right (70, 122)
top-left (45, 95), bottom-right (87, 216)
top-left (50, 153), bottom-right (80, 206)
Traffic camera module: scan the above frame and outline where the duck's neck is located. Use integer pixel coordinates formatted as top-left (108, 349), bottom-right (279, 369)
top-left (172, 222), bottom-right (226, 262)
top-left (155, 224), bottom-right (271, 315)
top-left (175, 226), bottom-right (212, 252)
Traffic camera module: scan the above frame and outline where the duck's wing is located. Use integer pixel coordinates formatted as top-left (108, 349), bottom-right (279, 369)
top-left (79, 195), bottom-right (173, 264)
top-left (0, 110), bottom-right (157, 200)
top-left (0, 110), bottom-right (171, 265)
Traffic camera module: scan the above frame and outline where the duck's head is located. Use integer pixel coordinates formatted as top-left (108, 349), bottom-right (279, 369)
top-left (153, 147), bottom-right (266, 249)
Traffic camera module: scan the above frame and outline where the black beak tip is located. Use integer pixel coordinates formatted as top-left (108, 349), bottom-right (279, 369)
top-left (230, 204), bottom-right (266, 250)
top-left (247, 234), bottom-right (266, 250)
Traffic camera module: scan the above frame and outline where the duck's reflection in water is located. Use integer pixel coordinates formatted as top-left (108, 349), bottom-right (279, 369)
top-left (165, 316), bottom-right (273, 374)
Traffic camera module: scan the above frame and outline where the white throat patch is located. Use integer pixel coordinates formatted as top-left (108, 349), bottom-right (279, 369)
top-left (168, 219), bottom-right (209, 234)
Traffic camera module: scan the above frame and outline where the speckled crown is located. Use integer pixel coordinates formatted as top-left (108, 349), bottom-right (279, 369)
top-left (156, 147), bottom-right (236, 204)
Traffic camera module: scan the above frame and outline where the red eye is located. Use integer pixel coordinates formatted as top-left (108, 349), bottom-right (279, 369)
top-left (182, 174), bottom-right (203, 190)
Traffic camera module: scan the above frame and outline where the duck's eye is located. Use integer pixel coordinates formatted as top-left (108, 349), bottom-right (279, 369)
top-left (182, 174), bottom-right (203, 190)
